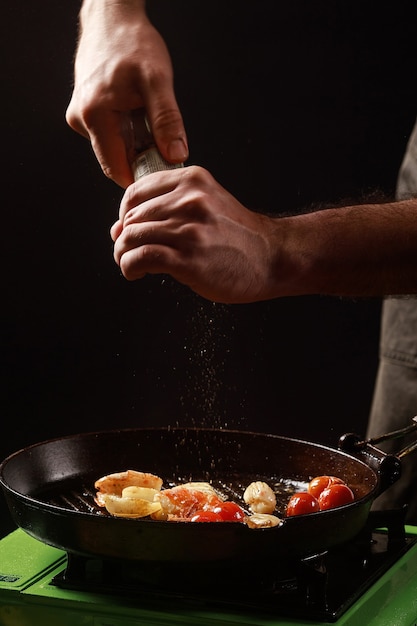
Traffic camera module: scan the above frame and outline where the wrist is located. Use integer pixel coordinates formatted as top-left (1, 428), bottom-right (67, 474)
top-left (80, 0), bottom-right (146, 25)
top-left (266, 212), bottom-right (325, 298)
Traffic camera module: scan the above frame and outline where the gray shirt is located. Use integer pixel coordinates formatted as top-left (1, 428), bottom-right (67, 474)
top-left (367, 118), bottom-right (417, 523)
top-left (397, 119), bottom-right (417, 200)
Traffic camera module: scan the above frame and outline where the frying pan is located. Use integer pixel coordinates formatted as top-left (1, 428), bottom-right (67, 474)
top-left (0, 426), bottom-right (413, 568)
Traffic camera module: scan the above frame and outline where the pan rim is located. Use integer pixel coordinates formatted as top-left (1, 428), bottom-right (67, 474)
top-left (0, 426), bottom-right (378, 518)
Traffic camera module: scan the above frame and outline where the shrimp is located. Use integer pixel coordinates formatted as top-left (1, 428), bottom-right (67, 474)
top-left (153, 482), bottom-right (224, 521)
top-left (94, 470), bottom-right (163, 507)
top-left (243, 481), bottom-right (277, 514)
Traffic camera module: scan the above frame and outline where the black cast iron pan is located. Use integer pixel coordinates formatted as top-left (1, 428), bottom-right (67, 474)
top-left (0, 425), bottom-right (415, 567)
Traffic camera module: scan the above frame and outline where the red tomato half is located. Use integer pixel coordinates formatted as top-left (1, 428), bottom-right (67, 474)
top-left (190, 510), bottom-right (223, 522)
top-left (307, 475), bottom-right (345, 499)
top-left (286, 492), bottom-right (320, 517)
top-left (212, 501), bottom-right (246, 522)
top-left (318, 484), bottom-right (355, 511)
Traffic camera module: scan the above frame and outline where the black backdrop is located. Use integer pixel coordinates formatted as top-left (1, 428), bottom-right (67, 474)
top-left (1, 1), bottom-right (416, 533)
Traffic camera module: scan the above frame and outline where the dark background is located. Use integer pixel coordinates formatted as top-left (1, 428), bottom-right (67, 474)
top-left (1, 1), bottom-right (416, 534)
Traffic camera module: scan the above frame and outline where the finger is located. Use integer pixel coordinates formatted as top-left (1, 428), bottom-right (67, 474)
top-left (110, 219), bottom-right (123, 242)
top-left (113, 222), bottom-right (166, 266)
top-left (67, 103), bottom-right (135, 188)
top-left (119, 168), bottom-right (184, 223)
top-left (87, 110), bottom-right (135, 188)
top-left (113, 215), bottom-right (188, 267)
top-left (143, 91), bottom-right (189, 164)
top-left (118, 243), bottom-right (183, 282)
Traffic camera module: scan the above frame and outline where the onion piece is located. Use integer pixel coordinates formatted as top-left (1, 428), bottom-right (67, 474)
top-left (245, 513), bottom-right (282, 529)
top-left (102, 493), bottom-right (162, 518)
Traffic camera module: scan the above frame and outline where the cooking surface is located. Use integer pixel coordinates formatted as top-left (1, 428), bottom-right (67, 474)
top-left (2, 514), bottom-right (417, 625)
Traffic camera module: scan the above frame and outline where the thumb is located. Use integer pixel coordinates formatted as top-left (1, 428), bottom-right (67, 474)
top-left (145, 95), bottom-right (189, 164)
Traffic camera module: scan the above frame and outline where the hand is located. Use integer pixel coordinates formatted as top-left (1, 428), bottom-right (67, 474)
top-left (111, 166), bottom-right (283, 303)
top-left (111, 166), bottom-right (417, 301)
top-left (66, 0), bottom-right (188, 188)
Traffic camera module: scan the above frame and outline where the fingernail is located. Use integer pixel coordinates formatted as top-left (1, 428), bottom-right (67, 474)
top-left (167, 138), bottom-right (188, 162)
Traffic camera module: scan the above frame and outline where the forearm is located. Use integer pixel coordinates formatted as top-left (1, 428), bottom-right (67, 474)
top-left (275, 198), bottom-right (417, 297)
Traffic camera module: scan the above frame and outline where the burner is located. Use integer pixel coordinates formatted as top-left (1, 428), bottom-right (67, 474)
top-left (51, 508), bottom-right (415, 622)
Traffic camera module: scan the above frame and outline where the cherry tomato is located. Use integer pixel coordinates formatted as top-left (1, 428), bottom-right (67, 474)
top-left (212, 501), bottom-right (246, 522)
top-left (318, 484), bottom-right (355, 511)
top-left (307, 475), bottom-right (345, 499)
top-left (286, 492), bottom-right (320, 517)
top-left (190, 510), bottom-right (223, 522)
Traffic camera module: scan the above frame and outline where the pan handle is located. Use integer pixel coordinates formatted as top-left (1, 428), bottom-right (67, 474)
top-left (352, 416), bottom-right (417, 458)
top-left (338, 416), bottom-right (417, 494)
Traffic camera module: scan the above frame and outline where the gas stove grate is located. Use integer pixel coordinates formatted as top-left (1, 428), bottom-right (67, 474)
top-left (51, 508), bottom-right (416, 622)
